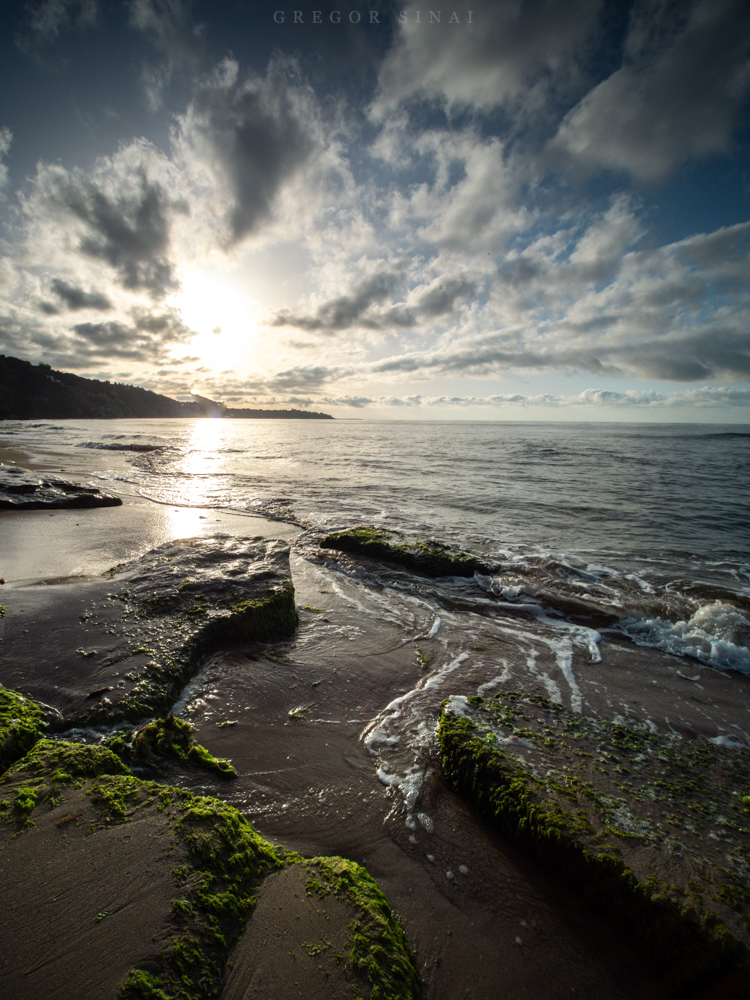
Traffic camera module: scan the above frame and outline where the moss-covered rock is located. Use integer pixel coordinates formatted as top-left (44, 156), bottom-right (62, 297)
top-left (0, 742), bottom-right (418, 1000)
top-left (302, 856), bottom-right (421, 999)
top-left (320, 526), bottom-right (491, 578)
top-left (0, 685), bottom-right (47, 775)
top-left (72, 538), bottom-right (299, 727)
top-left (438, 691), bottom-right (750, 982)
top-left (105, 714), bottom-right (236, 778)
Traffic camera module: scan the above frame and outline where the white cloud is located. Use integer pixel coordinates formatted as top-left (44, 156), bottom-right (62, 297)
top-left (16, 0), bottom-right (97, 51)
top-left (127, 0), bottom-right (206, 110)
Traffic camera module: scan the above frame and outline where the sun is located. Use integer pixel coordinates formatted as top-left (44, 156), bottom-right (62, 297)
top-left (170, 267), bottom-right (263, 367)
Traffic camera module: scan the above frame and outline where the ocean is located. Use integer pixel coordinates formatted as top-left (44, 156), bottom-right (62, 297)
top-left (2, 417), bottom-right (750, 997)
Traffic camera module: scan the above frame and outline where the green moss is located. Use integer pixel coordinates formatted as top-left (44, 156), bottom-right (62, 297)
top-left (82, 583), bottom-right (298, 728)
top-left (438, 693), bottom-right (750, 980)
top-left (195, 583), bottom-right (298, 650)
top-left (302, 856), bottom-right (421, 1000)
top-left (120, 789), bottom-right (282, 1000)
top-left (320, 526), bottom-right (490, 578)
top-left (2, 738), bottom-right (130, 783)
top-left (104, 715), bottom-right (236, 778)
top-left (0, 686), bottom-right (46, 775)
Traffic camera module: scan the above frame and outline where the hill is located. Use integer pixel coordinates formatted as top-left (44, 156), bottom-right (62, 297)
top-left (0, 356), bottom-right (332, 420)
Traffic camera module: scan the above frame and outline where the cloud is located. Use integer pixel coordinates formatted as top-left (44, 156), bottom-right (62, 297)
top-left (374, 0), bottom-right (603, 114)
top-left (267, 268), bottom-right (479, 334)
top-left (416, 275), bottom-right (476, 317)
top-left (313, 387), bottom-right (750, 410)
top-left (28, 147), bottom-right (186, 297)
top-left (47, 278), bottom-right (112, 311)
top-left (15, 0), bottom-right (97, 52)
top-left (37, 305), bottom-right (194, 366)
top-left (553, 0), bottom-right (750, 180)
top-left (127, 0), bottom-right (206, 110)
top-left (265, 365), bottom-right (345, 392)
top-left (0, 128), bottom-right (11, 193)
top-left (266, 270), bottom-right (415, 332)
top-left (173, 58), bottom-right (320, 245)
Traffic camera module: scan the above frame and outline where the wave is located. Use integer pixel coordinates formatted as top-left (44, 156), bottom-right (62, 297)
top-left (83, 441), bottom-right (165, 452)
top-left (622, 600), bottom-right (750, 674)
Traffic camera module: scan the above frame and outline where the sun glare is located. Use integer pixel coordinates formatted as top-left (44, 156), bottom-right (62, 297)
top-left (171, 269), bottom-right (263, 367)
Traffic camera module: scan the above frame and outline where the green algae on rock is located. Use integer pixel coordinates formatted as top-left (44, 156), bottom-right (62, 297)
top-left (0, 737), bottom-right (419, 1000)
top-left (438, 691), bottom-right (750, 982)
top-left (302, 855), bottom-right (421, 1000)
top-left (319, 526), bottom-right (491, 578)
top-left (0, 685), bottom-right (47, 775)
top-left (0, 746), bottom-right (279, 998)
top-left (68, 536), bottom-right (296, 727)
top-left (105, 714), bottom-right (236, 778)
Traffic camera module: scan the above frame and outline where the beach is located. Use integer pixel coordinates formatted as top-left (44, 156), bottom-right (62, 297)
top-left (1, 419), bottom-right (750, 999)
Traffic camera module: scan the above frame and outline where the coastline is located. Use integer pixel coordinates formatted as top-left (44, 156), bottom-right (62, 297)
top-left (1, 444), bottom-right (750, 998)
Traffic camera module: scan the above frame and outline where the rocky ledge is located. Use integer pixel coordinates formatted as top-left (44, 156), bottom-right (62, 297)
top-left (438, 691), bottom-right (750, 993)
top-left (0, 704), bottom-right (419, 1000)
top-left (0, 465), bottom-right (122, 510)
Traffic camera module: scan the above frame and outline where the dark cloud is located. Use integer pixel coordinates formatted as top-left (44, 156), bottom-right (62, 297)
top-left (375, 0), bottom-right (604, 113)
top-left (267, 271), bottom-right (413, 332)
top-left (0, 303), bottom-right (196, 369)
top-left (49, 278), bottom-right (112, 310)
top-left (175, 59), bottom-right (317, 244)
top-left (44, 165), bottom-right (185, 297)
top-left (266, 365), bottom-right (342, 392)
top-left (553, 0), bottom-right (750, 180)
top-left (267, 271), bottom-right (475, 333)
top-left (417, 276), bottom-right (476, 317)
top-left (0, 128), bottom-right (11, 192)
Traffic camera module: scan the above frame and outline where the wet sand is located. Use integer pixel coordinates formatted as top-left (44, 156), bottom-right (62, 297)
top-left (2, 483), bottom-right (750, 998)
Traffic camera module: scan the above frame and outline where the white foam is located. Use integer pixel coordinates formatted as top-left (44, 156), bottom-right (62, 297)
top-left (709, 734), bottom-right (747, 749)
top-left (443, 694), bottom-right (473, 717)
top-left (622, 601), bottom-right (750, 674)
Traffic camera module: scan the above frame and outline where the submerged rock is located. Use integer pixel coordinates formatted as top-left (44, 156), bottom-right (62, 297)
top-left (438, 691), bottom-right (750, 988)
top-left (0, 535), bottom-right (298, 727)
top-left (0, 465), bottom-right (122, 510)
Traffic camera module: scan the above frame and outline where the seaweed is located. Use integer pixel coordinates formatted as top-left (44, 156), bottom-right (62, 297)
top-left (0, 685), bottom-right (46, 775)
top-left (105, 715), bottom-right (236, 778)
top-left (438, 692), bottom-right (750, 984)
top-left (319, 526), bottom-right (492, 578)
top-left (303, 856), bottom-right (421, 1000)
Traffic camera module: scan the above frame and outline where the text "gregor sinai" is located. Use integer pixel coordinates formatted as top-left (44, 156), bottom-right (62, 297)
top-left (273, 10), bottom-right (474, 23)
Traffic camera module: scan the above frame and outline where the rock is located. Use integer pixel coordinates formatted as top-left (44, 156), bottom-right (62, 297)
top-left (0, 735), bottom-right (419, 1000)
top-left (438, 691), bottom-right (750, 988)
top-left (0, 466), bottom-right (122, 510)
top-left (0, 535), bottom-right (298, 726)
top-left (320, 525), bottom-right (494, 578)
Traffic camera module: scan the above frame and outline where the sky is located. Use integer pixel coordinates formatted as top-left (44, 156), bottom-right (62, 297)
top-left (0, 0), bottom-right (749, 421)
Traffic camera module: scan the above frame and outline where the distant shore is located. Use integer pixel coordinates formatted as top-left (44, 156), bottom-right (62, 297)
top-left (0, 354), bottom-right (333, 421)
